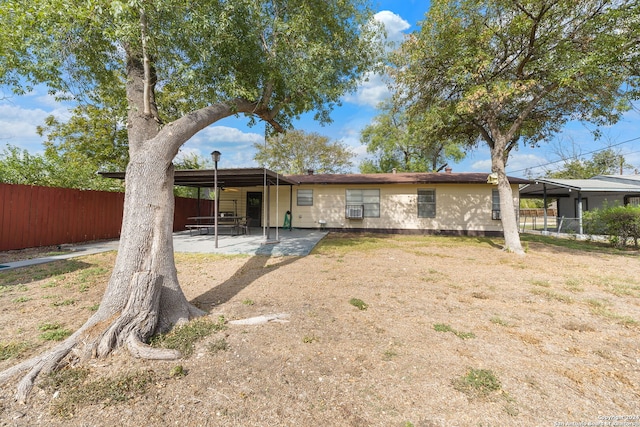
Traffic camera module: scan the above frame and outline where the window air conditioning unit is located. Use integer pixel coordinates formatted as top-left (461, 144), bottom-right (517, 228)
top-left (346, 204), bottom-right (364, 219)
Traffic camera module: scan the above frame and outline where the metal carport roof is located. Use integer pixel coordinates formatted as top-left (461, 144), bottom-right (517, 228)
top-left (519, 178), bottom-right (640, 198)
top-left (100, 168), bottom-right (298, 188)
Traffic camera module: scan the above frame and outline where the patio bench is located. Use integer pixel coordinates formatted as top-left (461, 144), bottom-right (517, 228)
top-left (186, 224), bottom-right (215, 235)
top-left (186, 221), bottom-right (240, 236)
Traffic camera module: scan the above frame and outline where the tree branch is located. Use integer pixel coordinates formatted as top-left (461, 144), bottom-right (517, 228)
top-left (139, 8), bottom-right (151, 117)
top-left (505, 82), bottom-right (558, 143)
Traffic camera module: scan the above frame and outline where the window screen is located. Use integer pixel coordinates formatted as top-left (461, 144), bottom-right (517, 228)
top-left (297, 189), bottom-right (313, 206)
top-left (418, 189), bottom-right (436, 218)
top-left (346, 189), bottom-right (380, 218)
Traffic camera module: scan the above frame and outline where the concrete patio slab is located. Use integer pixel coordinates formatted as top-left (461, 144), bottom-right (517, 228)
top-left (0, 228), bottom-right (328, 271)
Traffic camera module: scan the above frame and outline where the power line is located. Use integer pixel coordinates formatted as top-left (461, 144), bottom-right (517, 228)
top-left (506, 135), bottom-right (640, 175)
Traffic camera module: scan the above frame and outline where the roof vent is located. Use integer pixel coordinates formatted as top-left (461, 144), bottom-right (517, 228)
top-left (392, 168), bottom-right (397, 174)
top-left (307, 169), bottom-right (314, 175)
top-left (445, 167), bottom-right (452, 174)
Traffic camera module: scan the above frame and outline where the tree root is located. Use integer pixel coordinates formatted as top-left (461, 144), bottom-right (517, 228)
top-left (0, 270), bottom-right (199, 402)
top-left (127, 335), bottom-right (180, 360)
top-left (7, 332), bottom-right (82, 403)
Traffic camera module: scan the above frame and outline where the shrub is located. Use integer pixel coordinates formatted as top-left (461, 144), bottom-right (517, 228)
top-left (584, 204), bottom-right (640, 248)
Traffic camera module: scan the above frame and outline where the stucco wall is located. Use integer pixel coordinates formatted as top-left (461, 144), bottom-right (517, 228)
top-left (278, 183), bottom-right (520, 233)
top-left (217, 182), bottom-right (520, 233)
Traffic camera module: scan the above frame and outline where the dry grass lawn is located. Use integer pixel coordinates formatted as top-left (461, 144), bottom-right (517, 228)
top-left (1, 233), bottom-right (639, 426)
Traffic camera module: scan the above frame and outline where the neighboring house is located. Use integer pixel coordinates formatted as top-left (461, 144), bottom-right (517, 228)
top-left (519, 175), bottom-right (640, 234)
top-left (101, 168), bottom-right (529, 236)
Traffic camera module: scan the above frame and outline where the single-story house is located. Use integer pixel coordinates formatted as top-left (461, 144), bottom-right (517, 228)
top-left (284, 171), bottom-right (529, 235)
top-left (519, 174), bottom-right (640, 234)
top-left (103, 168), bottom-right (529, 236)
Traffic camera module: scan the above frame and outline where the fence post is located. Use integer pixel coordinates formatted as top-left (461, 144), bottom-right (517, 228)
top-left (557, 216), bottom-right (565, 237)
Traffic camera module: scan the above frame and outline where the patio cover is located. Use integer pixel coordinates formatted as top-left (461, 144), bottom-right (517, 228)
top-left (100, 168), bottom-right (297, 188)
top-left (520, 178), bottom-right (640, 198)
top-left (519, 176), bottom-right (640, 235)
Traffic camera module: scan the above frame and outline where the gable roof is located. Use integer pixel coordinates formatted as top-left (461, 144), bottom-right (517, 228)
top-left (288, 172), bottom-right (530, 185)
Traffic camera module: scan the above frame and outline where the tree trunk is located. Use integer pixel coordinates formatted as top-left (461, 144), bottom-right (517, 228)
top-left (491, 140), bottom-right (525, 255)
top-left (97, 148), bottom-right (205, 338)
top-left (0, 44), bottom-right (279, 403)
top-left (0, 52), bottom-right (210, 402)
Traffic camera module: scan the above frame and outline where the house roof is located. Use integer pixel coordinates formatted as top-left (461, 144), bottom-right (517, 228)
top-left (100, 169), bottom-right (530, 188)
top-left (289, 172), bottom-right (530, 185)
top-left (520, 175), bottom-right (640, 197)
top-left (592, 174), bottom-right (640, 184)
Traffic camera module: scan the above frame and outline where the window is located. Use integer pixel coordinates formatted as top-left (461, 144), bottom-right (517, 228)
top-left (624, 195), bottom-right (640, 206)
top-left (418, 189), bottom-right (436, 218)
top-left (492, 189), bottom-right (501, 220)
top-left (346, 189), bottom-right (380, 218)
top-left (297, 189), bottom-right (313, 206)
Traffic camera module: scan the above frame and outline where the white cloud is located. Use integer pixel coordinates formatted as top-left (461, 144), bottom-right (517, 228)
top-left (0, 104), bottom-right (51, 152)
top-left (0, 90), bottom-right (76, 154)
top-left (344, 72), bottom-right (391, 108)
top-left (470, 159), bottom-right (492, 171)
top-left (343, 11), bottom-right (411, 109)
top-left (194, 126), bottom-right (264, 145)
top-left (183, 125), bottom-right (266, 168)
top-left (374, 11), bottom-right (411, 45)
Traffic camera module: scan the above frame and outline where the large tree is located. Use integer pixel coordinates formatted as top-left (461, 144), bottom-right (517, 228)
top-left (0, 144), bottom-right (125, 191)
top-left (0, 0), bottom-right (379, 400)
top-left (546, 148), bottom-right (634, 179)
top-left (254, 129), bottom-right (354, 174)
top-left (37, 103), bottom-right (130, 175)
top-left (360, 100), bottom-right (465, 173)
top-left (393, 0), bottom-right (640, 254)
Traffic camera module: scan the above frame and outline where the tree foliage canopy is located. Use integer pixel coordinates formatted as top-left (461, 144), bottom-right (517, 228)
top-left (0, 144), bottom-right (125, 191)
top-left (547, 148), bottom-right (633, 179)
top-left (392, 0), bottom-right (640, 253)
top-left (255, 129), bottom-right (353, 174)
top-left (395, 0), bottom-right (639, 154)
top-left (360, 100), bottom-right (465, 173)
top-left (0, 0), bottom-right (379, 130)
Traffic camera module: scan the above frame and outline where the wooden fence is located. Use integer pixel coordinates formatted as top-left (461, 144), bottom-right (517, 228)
top-left (0, 183), bottom-right (213, 251)
top-left (519, 208), bottom-right (557, 217)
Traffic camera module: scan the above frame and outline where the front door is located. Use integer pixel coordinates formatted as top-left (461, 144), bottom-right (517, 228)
top-left (246, 192), bottom-right (262, 227)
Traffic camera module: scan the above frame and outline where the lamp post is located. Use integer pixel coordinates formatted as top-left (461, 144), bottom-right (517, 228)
top-left (211, 150), bottom-right (221, 248)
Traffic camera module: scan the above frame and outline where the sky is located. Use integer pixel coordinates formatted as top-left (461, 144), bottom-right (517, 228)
top-left (1, 0), bottom-right (639, 179)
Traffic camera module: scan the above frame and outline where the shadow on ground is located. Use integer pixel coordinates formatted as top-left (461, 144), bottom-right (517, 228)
top-left (191, 249), bottom-right (302, 309)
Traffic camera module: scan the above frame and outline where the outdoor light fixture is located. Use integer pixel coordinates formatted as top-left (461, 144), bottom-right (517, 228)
top-left (211, 150), bottom-right (221, 248)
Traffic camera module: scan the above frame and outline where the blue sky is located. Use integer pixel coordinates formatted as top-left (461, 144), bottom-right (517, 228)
top-left (1, 0), bottom-right (639, 178)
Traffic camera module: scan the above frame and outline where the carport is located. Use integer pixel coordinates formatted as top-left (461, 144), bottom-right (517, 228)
top-left (520, 177), bottom-right (640, 234)
top-left (100, 168), bottom-right (299, 241)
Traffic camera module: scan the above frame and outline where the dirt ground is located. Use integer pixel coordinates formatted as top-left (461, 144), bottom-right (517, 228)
top-left (1, 234), bottom-right (639, 426)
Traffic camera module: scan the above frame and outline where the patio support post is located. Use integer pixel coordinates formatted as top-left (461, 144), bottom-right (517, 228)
top-left (289, 185), bottom-right (293, 230)
top-left (577, 191), bottom-right (583, 235)
top-left (197, 187), bottom-right (202, 217)
top-left (266, 179), bottom-right (271, 240)
top-left (543, 184), bottom-right (548, 234)
top-left (211, 150), bottom-right (221, 248)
